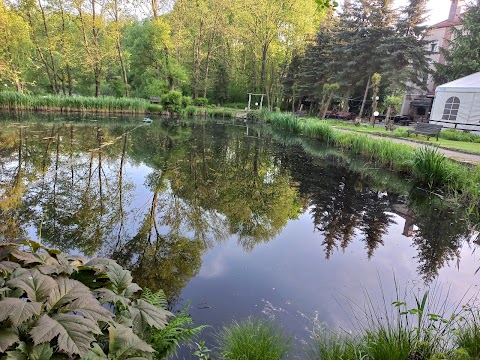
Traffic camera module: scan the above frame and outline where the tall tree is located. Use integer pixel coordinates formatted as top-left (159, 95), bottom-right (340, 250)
top-left (435, 3), bottom-right (480, 84)
top-left (0, 2), bottom-right (32, 92)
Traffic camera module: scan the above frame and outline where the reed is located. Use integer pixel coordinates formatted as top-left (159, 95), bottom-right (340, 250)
top-left (215, 318), bottom-right (291, 360)
top-left (0, 92), bottom-right (152, 113)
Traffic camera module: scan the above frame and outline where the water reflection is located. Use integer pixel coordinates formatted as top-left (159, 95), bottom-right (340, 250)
top-left (0, 114), bottom-right (479, 306)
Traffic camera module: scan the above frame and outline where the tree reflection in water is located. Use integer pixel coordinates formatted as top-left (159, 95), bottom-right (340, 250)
top-left (0, 116), bottom-right (479, 303)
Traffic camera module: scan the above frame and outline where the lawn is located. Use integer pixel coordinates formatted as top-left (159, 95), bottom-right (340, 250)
top-left (327, 120), bottom-right (480, 155)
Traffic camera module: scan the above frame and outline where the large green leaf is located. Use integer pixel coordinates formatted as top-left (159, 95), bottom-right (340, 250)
top-left (129, 299), bottom-right (171, 335)
top-left (105, 263), bottom-right (135, 295)
top-left (62, 297), bottom-right (112, 323)
top-left (3, 350), bottom-right (27, 360)
top-left (29, 343), bottom-right (54, 360)
top-left (38, 254), bottom-right (77, 276)
top-left (83, 343), bottom-right (107, 360)
top-left (0, 329), bottom-right (19, 353)
top-left (84, 258), bottom-right (117, 272)
top-left (47, 277), bottom-right (91, 311)
top-left (0, 261), bottom-right (20, 273)
top-left (7, 269), bottom-right (57, 302)
top-left (108, 324), bottom-right (154, 360)
top-left (95, 288), bottom-right (131, 307)
top-left (0, 298), bottom-right (42, 327)
top-left (30, 314), bottom-right (101, 357)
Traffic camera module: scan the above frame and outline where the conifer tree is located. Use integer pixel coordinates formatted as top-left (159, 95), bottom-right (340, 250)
top-left (435, 3), bottom-right (480, 84)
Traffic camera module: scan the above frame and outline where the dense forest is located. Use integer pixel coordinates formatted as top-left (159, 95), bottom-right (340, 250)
top-left (0, 0), bottom-right (441, 110)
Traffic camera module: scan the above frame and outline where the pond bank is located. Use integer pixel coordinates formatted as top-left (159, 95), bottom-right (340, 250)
top-left (261, 112), bottom-right (480, 214)
top-left (335, 128), bottom-right (480, 165)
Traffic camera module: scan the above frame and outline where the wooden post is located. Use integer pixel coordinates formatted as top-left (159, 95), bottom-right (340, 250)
top-left (247, 93), bottom-right (252, 111)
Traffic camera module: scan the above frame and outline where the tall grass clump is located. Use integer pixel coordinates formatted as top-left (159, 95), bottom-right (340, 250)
top-left (216, 318), bottom-right (291, 360)
top-left (268, 113), bottom-right (302, 132)
top-left (306, 280), bottom-right (476, 360)
top-left (302, 120), bottom-right (337, 144)
top-left (412, 147), bottom-right (453, 189)
top-left (307, 327), bottom-right (360, 360)
top-left (441, 129), bottom-right (480, 143)
top-left (0, 91), bottom-right (150, 113)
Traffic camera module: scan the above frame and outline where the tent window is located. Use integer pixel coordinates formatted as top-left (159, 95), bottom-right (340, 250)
top-left (442, 97), bottom-right (460, 121)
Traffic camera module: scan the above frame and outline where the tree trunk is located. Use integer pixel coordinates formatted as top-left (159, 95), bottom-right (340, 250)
top-left (66, 64), bottom-right (73, 96)
top-left (322, 95), bottom-right (333, 119)
top-left (260, 43), bottom-right (269, 93)
top-left (202, 35), bottom-right (214, 98)
top-left (359, 75), bottom-right (371, 119)
top-left (114, 0), bottom-right (129, 97)
top-left (38, 0), bottom-right (60, 94)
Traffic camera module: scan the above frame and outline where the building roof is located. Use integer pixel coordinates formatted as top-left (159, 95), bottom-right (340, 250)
top-left (436, 72), bottom-right (480, 93)
top-left (432, 17), bottom-right (462, 28)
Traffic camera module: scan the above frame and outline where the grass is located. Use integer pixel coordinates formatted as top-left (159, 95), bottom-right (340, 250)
top-left (324, 120), bottom-right (480, 155)
top-left (183, 105), bottom-right (240, 118)
top-left (259, 112), bottom-right (480, 213)
top-left (0, 91), bottom-right (155, 113)
top-left (306, 280), bottom-right (480, 360)
top-left (215, 318), bottom-right (291, 360)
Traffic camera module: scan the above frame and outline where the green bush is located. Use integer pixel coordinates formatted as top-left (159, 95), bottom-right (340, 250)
top-left (216, 318), bottom-right (291, 360)
top-left (147, 104), bottom-right (163, 113)
top-left (193, 97), bottom-right (209, 107)
top-left (0, 241), bottom-right (205, 359)
top-left (161, 91), bottom-right (183, 114)
top-left (0, 240), bottom-right (170, 358)
top-left (182, 96), bottom-right (193, 108)
top-left (440, 129), bottom-right (480, 143)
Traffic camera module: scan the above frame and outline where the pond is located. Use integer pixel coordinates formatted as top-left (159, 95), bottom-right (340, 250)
top-left (1, 113), bottom-right (479, 356)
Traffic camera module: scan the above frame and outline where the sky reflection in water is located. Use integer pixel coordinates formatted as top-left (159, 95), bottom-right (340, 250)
top-left (0, 113), bottom-right (479, 349)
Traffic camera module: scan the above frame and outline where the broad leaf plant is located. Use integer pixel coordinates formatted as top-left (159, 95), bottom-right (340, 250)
top-left (0, 240), bottom-right (172, 359)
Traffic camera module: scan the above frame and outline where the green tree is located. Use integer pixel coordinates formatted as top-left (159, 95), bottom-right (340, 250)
top-left (435, 4), bottom-right (480, 84)
top-left (0, 1), bottom-right (32, 92)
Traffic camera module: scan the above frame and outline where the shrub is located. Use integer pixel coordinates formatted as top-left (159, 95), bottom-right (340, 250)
top-left (216, 318), bottom-right (291, 360)
top-left (147, 104), bottom-right (162, 113)
top-left (193, 97), bottom-right (208, 107)
top-left (182, 96), bottom-right (193, 108)
top-left (0, 241), bottom-right (205, 359)
top-left (161, 91), bottom-right (183, 114)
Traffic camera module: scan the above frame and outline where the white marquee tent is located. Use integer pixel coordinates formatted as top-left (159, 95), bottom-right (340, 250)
top-left (430, 72), bottom-right (480, 131)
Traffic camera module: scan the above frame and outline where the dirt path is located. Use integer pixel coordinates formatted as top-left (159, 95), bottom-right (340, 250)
top-left (335, 128), bottom-right (480, 166)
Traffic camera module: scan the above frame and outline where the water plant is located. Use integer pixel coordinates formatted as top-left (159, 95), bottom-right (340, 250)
top-left (215, 318), bottom-right (291, 360)
top-left (0, 91), bottom-right (151, 113)
top-left (412, 147), bottom-right (453, 189)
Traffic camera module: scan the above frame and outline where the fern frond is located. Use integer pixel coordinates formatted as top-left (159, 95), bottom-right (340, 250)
top-left (142, 288), bottom-right (168, 310)
top-left (149, 302), bottom-right (208, 359)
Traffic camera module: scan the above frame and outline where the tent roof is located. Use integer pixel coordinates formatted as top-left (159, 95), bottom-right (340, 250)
top-left (436, 72), bottom-right (480, 93)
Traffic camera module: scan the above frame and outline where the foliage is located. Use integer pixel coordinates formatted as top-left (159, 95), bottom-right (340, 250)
top-left (161, 91), bottom-right (183, 114)
top-left (307, 284), bottom-right (474, 360)
top-left (0, 92), bottom-right (150, 113)
top-left (193, 97), bottom-right (209, 107)
top-left (262, 111), bottom-right (480, 209)
top-left (215, 318), bottom-right (291, 360)
top-left (412, 147), bottom-right (453, 189)
top-left (0, 240), bottom-right (172, 359)
top-left (141, 290), bottom-right (207, 359)
top-left (435, 4), bottom-right (480, 84)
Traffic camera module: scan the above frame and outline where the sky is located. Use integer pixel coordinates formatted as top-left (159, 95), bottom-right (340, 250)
top-left (336, 0), bottom-right (454, 25)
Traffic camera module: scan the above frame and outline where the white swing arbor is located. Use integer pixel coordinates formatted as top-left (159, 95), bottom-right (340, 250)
top-left (246, 93), bottom-right (266, 111)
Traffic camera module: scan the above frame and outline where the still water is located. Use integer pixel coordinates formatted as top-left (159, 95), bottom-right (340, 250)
top-left (1, 113), bottom-right (479, 353)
